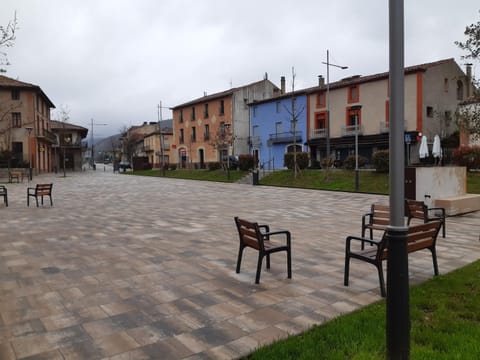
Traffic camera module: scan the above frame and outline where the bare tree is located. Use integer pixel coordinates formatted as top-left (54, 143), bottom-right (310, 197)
top-left (284, 67), bottom-right (305, 178)
top-left (0, 12), bottom-right (19, 73)
top-left (54, 105), bottom-right (70, 177)
top-left (456, 103), bottom-right (480, 143)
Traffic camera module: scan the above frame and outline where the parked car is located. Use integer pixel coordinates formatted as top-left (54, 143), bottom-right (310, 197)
top-left (119, 161), bottom-right (131, 171)
top-left (222, 156), bottom-right (239, 170)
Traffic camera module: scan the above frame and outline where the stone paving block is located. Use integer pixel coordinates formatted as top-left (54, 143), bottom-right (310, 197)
top-left (0, 169), bottom-right (479, 359)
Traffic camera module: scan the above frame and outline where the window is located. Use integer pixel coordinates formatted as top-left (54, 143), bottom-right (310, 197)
top-left (314, 112), bottom-right (327, 129)
top-left (456, 80), bottom-right (464, 100)
top-left (11, 89), bottom-right (20, 100)
top-left (317, 92), bottom-right (326, 108)
top-left (348, 85), bottom-right (359, 103)
top-left (204, 104), bottom-right (209, 118)
top-left (191, 107), bottom-right (196, 120)
top-left (12, 112), bottom-right (21, 128)
top-left (252, 125), bottom-right (259, 137)
top-left (426, 106), bottom-right (434, 118)
top-left (204, 124), bottom-right (210, 140)
top-left (444, 78), bottom-right (449, 92)
top-left (179, 129), bottom-right (184, 143)
top-left (346, 107), bottom-right (361, 128)
top-left (276, 122), bottom-right (282, 134)
top-left (179, 109), bottom-right (183, 123)
top-left (191, 127), bottom-right (196, 142)
top-left (276, 101), bottom-right (281, 113)
top-left (219, 100), bottom-right (224, 115)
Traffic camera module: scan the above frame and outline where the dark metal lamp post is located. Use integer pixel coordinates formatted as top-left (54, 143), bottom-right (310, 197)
top-left (350, 105), bottom-right (362, 191)
top-left (25, 127), bottom-right (33, 181)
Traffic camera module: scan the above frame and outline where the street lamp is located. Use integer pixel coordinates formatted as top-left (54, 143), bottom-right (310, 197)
top-left (90, 119), bottom-right (107, 171)
top-left (322, 50), bottom-right (348, 163)
top-left (350, 105), bottom-right (362, 191)
top-left (157, 101), bottom-right (170, 176)
top-left (25, 126), bottom-right (33, 181)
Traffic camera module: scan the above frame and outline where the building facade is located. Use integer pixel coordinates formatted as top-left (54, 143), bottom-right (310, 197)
top-left (50, 120), bottom-right (88, 171)
top-left (171, 78), bottom-right (280, 168)
top-left (306, 58), bottom-right (471, 165)
top-left (0, 75), bottom-right (56, 173)
top-left (250, 84), bottom-right (308, 169)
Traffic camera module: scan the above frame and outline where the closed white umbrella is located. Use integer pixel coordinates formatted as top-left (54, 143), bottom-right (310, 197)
top-left (432, 134), bottom-right (442, 158)
top-left (419, 135), bottom-right (429, 159)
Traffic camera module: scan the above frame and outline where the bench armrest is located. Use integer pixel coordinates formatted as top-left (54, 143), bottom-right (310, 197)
top-left (258, 224), bottom-right (270, 233)
top-left (263, 230), bottom-right (291, 246)
top-left (426, 207), bottom-right (445, 218)
top-left (346, 235), bottom-right (381, 250)
top-left (361, 212), bottom-right (373, 227)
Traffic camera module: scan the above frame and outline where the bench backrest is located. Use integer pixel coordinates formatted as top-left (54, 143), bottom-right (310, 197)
top-left (370, 204), bottom-right (390, 227)
top-left (234, 217), bottom-right (265, 252)
top-left (377, 220), bottom-right (442, 260)
top-left (35, 183), bottom-right (53, 195)
top-left (405, 199), bottom-right (428, 221)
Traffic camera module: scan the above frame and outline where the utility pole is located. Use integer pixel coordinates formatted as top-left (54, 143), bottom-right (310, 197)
top-left (157, 102), bottom-right (166, 176)
top-left (91, 118), bottom-right (107, 171)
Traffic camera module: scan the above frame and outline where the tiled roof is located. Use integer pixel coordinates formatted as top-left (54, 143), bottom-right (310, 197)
top-left (306, 58), bottom-right (457, 94)
top-left (171, 79), bottom-right (279, 109)
top-left (0, 74), bottom-right (56, 108)
top-left (50, 120), bottom-right (88, 132)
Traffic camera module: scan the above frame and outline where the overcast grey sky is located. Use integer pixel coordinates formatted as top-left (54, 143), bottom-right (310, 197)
top-left (1, 0), bottom-right (479, 137)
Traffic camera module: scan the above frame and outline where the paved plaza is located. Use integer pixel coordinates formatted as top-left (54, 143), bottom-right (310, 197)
top-left (0, 168), bottom-right (479, 359)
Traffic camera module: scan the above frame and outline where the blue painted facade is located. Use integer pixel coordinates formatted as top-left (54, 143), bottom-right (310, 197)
top-left (250, 93), bottom-right (307, 169)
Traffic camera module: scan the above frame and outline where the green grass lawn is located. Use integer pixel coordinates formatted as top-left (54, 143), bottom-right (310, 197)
top-left (246, 260), bottom-right (480, 359)
top-left (260, 169), bottom-right (480, 195)
top-left (126, 168), bottom-right (249, 183)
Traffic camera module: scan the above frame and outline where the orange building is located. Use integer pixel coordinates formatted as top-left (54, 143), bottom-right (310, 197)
top-left (0, 75), bottom-right (56, 173)
top-left (171, 78), bottom-right (280, 168)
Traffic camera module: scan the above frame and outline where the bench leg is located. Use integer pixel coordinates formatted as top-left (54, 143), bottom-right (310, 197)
top-left (376, 263), bottom-right (386, 297)
top-left (36, 196), bottom-right (39, 207)
top-left (430, 247), bottom-right (439, 276)
top-left (287, 249), bottom-right (292, 279)
top-left (441, 220), bottom-right (446, 238)
top-left (344, 254), bottom-right (350, 287)
top-left (266, 254), bottom-right (270, 269)
top-left (49, 195), bottom-right (53, 206)
top-left (255, 254), bottom-right (264, 284)
top-left (236, 245), bottom-right (245, 274)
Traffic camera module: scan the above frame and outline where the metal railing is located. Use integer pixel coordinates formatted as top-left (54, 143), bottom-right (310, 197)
top-left (268, 131), bottom-right (302, 144)
top-left (342, 124), bottom-right (363, 136)
top-left (311, 128), bottom-right (327, 139)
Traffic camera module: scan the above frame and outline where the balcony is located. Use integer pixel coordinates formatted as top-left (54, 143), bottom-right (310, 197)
top-left (342, 124), bottom-right (364, 136)
top-left (310, 128), bottom-right (327, 139)
top-left (144, 145), bottom-right (153, 152)
top-left (59, 139), bottom-right (83, 148)
top-left (37, 128), bottom-right (57, 144)
top-left (268, 131), bottom-right (302, 144)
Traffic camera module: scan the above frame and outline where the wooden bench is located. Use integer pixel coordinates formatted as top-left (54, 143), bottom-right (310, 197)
top-left (8, 170), bottom-right (24, 183)
top-left (234, 216), bottom-right (292, 284)
top-left (27, 183), bottom-right (53, 207)
top-left (0, 185), bottom-right (7, 207)
top-left (344, 221), bottom-right (442, 297)
top-left (361, 203), bottom-right (390, 240)
top-left (405, 199), bottom-right (446, 238)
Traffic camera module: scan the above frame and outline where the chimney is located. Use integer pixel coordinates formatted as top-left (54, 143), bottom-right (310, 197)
top-left (466, 63), bottom-right (472, 99)
top-left (318, 75), bottom-right (325, 87)
top-left (280, 76), bottom-right (286, 94)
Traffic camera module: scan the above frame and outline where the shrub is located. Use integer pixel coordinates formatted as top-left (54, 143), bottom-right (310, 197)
top-left (284, 152), bottom-right (309, 170)
top-left (452, 146), bottom-right (480, 170)
top-left (320, 158), bottom-right (334, 168)
top-left (208, 162), bottom-right (221, 170)
top-left (372, 150), bottom-right (389, 173)
top-left (238, 154), bottom-right (254, 171)
top-left (309, 159), bottom-right (321, 169)
top-left (343, 155), bottom-right (367, 170)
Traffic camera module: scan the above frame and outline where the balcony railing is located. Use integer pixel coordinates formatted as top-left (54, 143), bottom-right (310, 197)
top-left (310, 128), bottom-right (327, 139)
top-left (59, 139), bottom-right (83, 147)
top-left (37, 128), bottom-right (57, 144)
top-left (250, 136), bottom-right (262, 147)
top-left (144, 145), bottom-right (153, 152)
top-left (342, 124), bottom-right (364, 136)
top-left (268, 131), bottom-right (302, 144)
